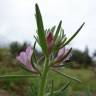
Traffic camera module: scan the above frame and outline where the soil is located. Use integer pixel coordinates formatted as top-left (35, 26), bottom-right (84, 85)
top-left (0, 90), bottom-right (10, 96)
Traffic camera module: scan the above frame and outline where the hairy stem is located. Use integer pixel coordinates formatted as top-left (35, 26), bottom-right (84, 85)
top-left (38, 57), bottom-right (49, 96)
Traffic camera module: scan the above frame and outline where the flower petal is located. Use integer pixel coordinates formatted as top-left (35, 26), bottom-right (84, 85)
top-left (57, 47), bottom-right (65, 57)
top-left (26, 46), bottom-right (33, 61)
top-left (16, 52), bottom-right (27, 65)
top-left (54, 47), bottom-right (65, 61)
top-left (16, 46), bottom-right (39, 74)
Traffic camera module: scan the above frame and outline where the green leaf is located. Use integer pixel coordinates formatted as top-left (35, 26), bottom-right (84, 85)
top-left (35, 4), bottom-right (48, 56)
top-left (61, 29), bottom-right (64, 39)
top-left (54, 21), bottom-right (62, 40)
top-left (0, 75), bottom-right (39, 80)
top-left (32, 41), bottom-right (38, 65)
top-left (64, 22), bottom-right (85, 46)
top-left (51, 26), bottom-right (56, 33)
top-left (49, 80), bottom-right (54, 96)
top-left (52, 69), bottom-right (81, 83)
top-left (56, 81), bottom-right (71, 96)
top-left (34, 35), bottom-right (40, 45)
top-left (60, 37), bottom-right (67, 46)
top-left (60, 81), bottom-right (71, 92)
top-left (46, 81), bottom-right (71, 96)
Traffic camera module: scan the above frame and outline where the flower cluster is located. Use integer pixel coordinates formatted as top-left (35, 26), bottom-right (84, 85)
top-left (16, 31), bottom-right (72, 74)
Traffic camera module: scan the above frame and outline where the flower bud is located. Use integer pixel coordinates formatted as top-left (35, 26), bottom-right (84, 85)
top-left (46, 32), bottom-right (54, 54)
top-left (54, 47), bottom-right (72, 64)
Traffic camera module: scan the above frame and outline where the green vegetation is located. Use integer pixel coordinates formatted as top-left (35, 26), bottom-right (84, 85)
top-left (0, 48), bottom-right (96, 96)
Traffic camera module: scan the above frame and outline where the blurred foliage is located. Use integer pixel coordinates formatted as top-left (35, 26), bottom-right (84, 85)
top-left (10, 42), bottom-right (21, 57)
top-left (93, 50), bottom-right (96, 57)
top-left (71, 47), bottom-right (93, 68)
top-left (9, 42), bottom-right (30, 57)
top-left (0, 42), bottom-right (96, 95)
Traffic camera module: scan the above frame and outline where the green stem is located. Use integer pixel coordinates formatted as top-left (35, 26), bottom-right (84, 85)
top-left (38, 57), bottom-right (49, 96)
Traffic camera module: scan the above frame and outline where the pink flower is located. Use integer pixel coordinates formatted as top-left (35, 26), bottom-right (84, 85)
top-left (46, 32), bottom-right (54, 54)
top-left (54, 47), bottom-right (72, 64)
top-left (16, 46), bottom-right (38, 73)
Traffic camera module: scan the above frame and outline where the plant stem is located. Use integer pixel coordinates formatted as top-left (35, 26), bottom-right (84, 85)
top-left (38, 57), bottom-right (49, 96)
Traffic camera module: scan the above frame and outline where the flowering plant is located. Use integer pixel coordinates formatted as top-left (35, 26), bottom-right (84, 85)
top-left (0, 4), bottom-right (85, 96)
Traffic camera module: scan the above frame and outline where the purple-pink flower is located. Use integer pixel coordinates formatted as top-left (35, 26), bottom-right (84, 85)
top-left (16, 46), bottom-right (38, 73)
top-left (54, 47), bottom-right (72, 64)
top-left (46, 32), bottom-right (54, 54)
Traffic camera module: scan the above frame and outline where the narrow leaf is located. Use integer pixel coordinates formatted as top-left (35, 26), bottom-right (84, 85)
top-left (0, 75), bottom-right (39, 80)
top-left (61, 29), bottom-right (64, 39)
top-left (56, 81), bottom-right (71, 96)
top-left (46, 81), bottom-right (71, 96)
top-left (64, 22), bottom-right (85, 46)
top-left (35, 4), bottom-right (48, 56)
top-left (52, 69), bottom-right (81, 83)
top-left (54, 21), bottom-right (62, 40)
top-left (51, 26), bottom-right (56, 33)
top-left (32, 41), bottom-right (38, 64)
top-left (60, 81), bottom-right (71, 92)
top-left (49, 80), bottom-right (54, 96)
top-left (60, 37), bottom-right (67, 46)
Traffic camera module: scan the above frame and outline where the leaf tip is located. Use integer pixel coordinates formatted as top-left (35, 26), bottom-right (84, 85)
top-left (35, 3), bottom-right (38, 8)
top-left (82, 22), bottom-right (85, 27)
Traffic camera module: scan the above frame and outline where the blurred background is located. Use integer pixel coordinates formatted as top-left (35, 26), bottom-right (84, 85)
top-left (0, 0), bottom-right (96, 96)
